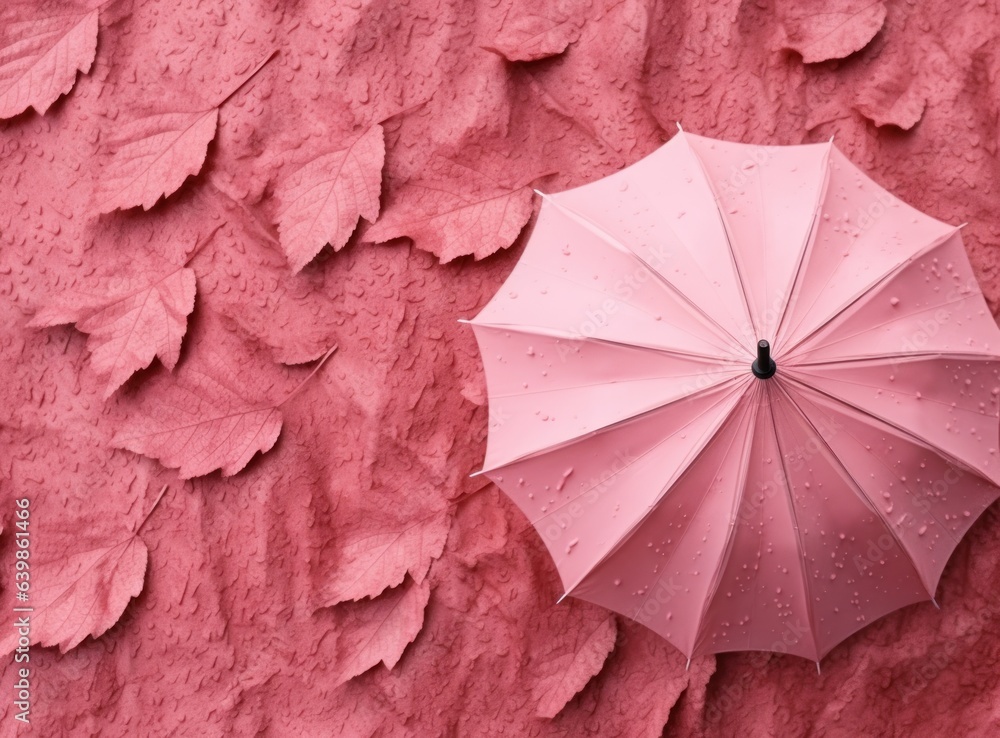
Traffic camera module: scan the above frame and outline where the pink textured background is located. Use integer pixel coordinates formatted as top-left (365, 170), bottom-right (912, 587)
top-left (2, 0), bottom-right (1000, 735)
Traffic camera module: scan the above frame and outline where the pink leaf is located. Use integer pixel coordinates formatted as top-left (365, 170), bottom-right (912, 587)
top-left (93, 108), bottom-right (219, 213)
top-left (531, 614), bottom-right (617, 718)
top-left (111, 344), bottom-right (336, 479)
top-left (275, 124), bottom-right (385, 273)
top-left (93, 50), bottom-right (277, 213)
top-left (0, 8), bottom-right (98, 119)
top-left (779, 1), bottom-right (886, 64)
top-left (853, 59), bottom-right (927, 130)
top-left (485, 13), bottom-right (583, 62)
top-left (32, 268), bottom-right (197, 398)
top-left (319, 512), bottom-right (450, 606)
top-left (367, 168), bottom-right (534, 262)
top-left (334, 578), bottom-right (431, 685)
top-left (0, 486), bottom-right (168, 655)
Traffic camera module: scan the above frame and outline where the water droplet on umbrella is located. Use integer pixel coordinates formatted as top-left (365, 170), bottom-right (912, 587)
top-left (555, 468), bottom-right (573, 491)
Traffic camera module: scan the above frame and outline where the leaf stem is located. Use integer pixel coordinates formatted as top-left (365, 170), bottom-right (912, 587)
top-left (216, 49), bottom-right (279, 108)
top-left (278, 343), bottom-right (339, 407)
top-left (136, 484), bottom-right (170, 534)
top-left (182, 222), bottom-right (225, 267)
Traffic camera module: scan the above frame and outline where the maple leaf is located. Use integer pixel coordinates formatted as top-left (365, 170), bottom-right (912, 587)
top-left (365, 160), bottom-right (535, 262)
top-left (0, 7), bottom-right (98, 119)
top-left (333, 577), bottom-right (431, 685)
top-left (275, 124), bottom-right (385, 273)
top-left (93, 50), bottom-right (277, 214)
top-left (27, 226), bottom-right (223, 398)
top-left (31, 268), bottom-right (196, 397)
top-left (0, 485), bottom-right (168, 655)
top-left (778, 0), bottom-right (887, 64)
top-left (531, 614), bottom-right (617, 718)
top-left (318, 511), bottom-right (450, 606)
top-left (112, 343), bottom-right (337, 479)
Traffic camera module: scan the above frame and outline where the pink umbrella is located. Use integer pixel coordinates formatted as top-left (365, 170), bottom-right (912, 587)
top-left (466, 130), bottom-right (1000, 667)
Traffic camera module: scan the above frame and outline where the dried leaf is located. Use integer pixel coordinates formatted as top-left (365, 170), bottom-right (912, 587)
top-left (852, 46), bottom-right (927, 130)
top-left (366, 164), bottom-right (534, 262)
top-left (93, 51), bottom-right (276, 213)
top-left (484, 11), bottom-right (583, 62)
top-left (320, 512), bottom-right (450, 606)
top-left (778, 1), bottom-right (886, 64)
top-left (531, 614), bottom-right (617, 718)
top-left (112, 344), bottom-right (336, 479)
top-left (0, 486), bottom-right (167, 655)
top-left (31, 268), bottom-right (197, 398)
top-left (93, 108), bottom-right (219, 213)
top-left (334, 578), bottom-right (431, 685)
top-left (0, 8), bottom-right (98, 119)
top-left (275, 124), bottom-right (385, 272)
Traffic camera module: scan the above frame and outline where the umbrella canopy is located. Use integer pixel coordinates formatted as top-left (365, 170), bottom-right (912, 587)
top-left (466, 130), bottom-right (1000, 664)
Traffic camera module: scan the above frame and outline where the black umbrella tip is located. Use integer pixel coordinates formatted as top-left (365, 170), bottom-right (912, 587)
top-left (752, 339), bottom-right (776, 379)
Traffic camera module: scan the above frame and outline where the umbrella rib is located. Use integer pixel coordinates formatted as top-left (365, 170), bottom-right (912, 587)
top-left (679, 133), bottom-right (759, 341)
top-left (689, 388), bottom-right (761, 658)
top-left (745, 385), bottom-right (767, 652)
top-left (774, 142), bottom-right (834, 346)
top-left (785, 291), bottom-right (987, 364)
top-left (488, 369), bottom-right (744, 400)
top-left (470, 320), bottom-right (744, 366)
top-left (780, 371), bottom-right (1000, 488)
top-left (766, 385), bottom-right (822, 660)
top-left (775, 381), bottom-right (937, 599)
top-left (778, 382), bottom-right (962, 552)
top-left (782, 228), bottom-right (961, 360)
top-left (510, 258), bottom-right (741, 357)
top-left (493, 375), bottom-right (749, 496)
top-left (790, 367), bottom-right (989, 414)
top-left (534, 193), bottom-right (749, 353)
top-left (794, 350), bottom-right (1000, 369)
top-left (624, 391), bottom-right (755, 653)
top-left (554, 381), bottom-right (753, 601)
